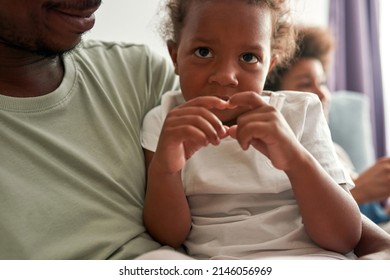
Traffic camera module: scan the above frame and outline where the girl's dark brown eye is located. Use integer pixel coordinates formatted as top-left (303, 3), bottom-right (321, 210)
top-left (240, 53), bottom-right (259, 64)
top-left (195, 47), bottom-right (213, 58)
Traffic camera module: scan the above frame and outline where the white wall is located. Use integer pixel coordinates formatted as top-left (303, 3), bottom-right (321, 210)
top-left (86, 0), bottom-right (329, 58)
top-left (291, 0), bottom-right (329, 26)
top-left (85, 0), bottom-right (169, 57)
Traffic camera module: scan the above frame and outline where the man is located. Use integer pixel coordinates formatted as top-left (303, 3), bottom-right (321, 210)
top-left (0, 0), bottom-right (389, 259)
top-left (0, 0), bottom-right (177, 259)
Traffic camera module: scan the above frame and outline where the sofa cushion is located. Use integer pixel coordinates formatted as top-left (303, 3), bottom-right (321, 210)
top-left (328, 90), bottom-right (375, 173)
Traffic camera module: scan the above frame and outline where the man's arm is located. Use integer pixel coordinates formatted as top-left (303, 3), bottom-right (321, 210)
top-left (355, 214), bottom-right (390, 259)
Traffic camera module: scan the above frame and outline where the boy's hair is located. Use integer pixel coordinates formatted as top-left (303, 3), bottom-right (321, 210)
top-left (158, 0), bottom-right (296, 66)
top-left (265, 25), bottom-right (335, 91)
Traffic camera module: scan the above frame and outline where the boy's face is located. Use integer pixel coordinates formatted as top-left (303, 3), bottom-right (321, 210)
top-left (280, 58), bottom-right (332, 117)
top-left (168, 0), bottom-right (275, 123)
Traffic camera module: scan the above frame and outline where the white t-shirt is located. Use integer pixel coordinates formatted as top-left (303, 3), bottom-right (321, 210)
top-left (141, 90), bottom-right (354, 259)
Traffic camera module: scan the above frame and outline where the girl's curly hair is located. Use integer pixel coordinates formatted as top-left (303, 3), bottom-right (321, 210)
top-left (158, 0), bottom-right (296, 67)
top-left (265, 25), bottom-right (335, 91)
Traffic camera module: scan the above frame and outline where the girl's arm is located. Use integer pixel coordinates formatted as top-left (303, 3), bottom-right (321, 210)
top-left (143, 96), bottom-right (229, 248)
top-left (143, 149), bottom-right (191, 248)
top-left (284, 146), bottom-right (361, 253)
top-left (228, 92), bottom-right (362, 254)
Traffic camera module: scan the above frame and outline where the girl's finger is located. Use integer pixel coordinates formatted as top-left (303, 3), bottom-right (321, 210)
top-left (228, 91), bottom-right (268, 109)
top-left (180, 96), bottom-right (231, 110)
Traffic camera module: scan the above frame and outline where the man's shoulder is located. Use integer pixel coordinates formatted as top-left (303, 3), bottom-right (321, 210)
top-left (80, 39), bottom-right (149, 50)
top-left (74, 39), bottom-right (152, 58)
top-left (70, 39), bottom-right (172, 76)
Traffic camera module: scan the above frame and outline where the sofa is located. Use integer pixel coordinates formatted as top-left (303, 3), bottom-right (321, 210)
top-left (328, 90), bottom-right (375, 173)
top-left (328, 90), bottom-right (390, 225)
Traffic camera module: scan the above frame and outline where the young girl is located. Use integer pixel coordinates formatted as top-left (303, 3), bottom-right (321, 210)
top-left (141, 0), bottom-right (362, 259)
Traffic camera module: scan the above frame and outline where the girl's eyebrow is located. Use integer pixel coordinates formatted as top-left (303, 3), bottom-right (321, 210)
top-left (243, 44), bottom-right (265, 52)
top-left (190, 37), bottom-right (265, 50)
top-left (291, 73), bottom-right (312, 80)
top-left (244, 40), bottom-right (265, 48)
top-left (190, 37), bottom-right (217, 44)
top-left (237, 39), bottom-right (268, 51)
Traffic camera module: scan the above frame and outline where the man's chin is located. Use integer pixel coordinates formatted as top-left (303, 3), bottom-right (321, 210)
top-left (29, 35), bottom-right (84, 57)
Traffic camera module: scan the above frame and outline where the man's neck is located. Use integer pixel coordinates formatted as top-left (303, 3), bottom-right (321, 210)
top-left (0, 48), bottom-right (64, 98)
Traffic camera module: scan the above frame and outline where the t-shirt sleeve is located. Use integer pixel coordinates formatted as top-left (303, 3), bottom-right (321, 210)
top-left (140, 105), bottom-right (164, 152)
top-left (298, 94), bottom-right (354, 190)
top-left (141, 91), bottom-right (184, 153)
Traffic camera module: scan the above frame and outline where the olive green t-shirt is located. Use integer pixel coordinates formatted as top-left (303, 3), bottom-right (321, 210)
top-left (0, 40), bottom-right (178, 259)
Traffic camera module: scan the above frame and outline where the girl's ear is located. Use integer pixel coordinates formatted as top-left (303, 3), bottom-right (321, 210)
top-left (268, 55), bottom-right (278, 72)
top-left (167, 40), bottom-right (179, 75)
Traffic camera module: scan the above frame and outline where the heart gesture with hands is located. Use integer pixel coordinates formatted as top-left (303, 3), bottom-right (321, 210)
top-left (154, 91), bottom-right (301, 174)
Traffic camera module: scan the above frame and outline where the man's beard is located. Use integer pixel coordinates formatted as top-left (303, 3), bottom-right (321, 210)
top-left (28, 37), bottom-right (82, 57)
top-left (0, 29), bottom-right (82, 58)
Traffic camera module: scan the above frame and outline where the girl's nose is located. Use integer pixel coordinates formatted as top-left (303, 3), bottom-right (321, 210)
top-left (313, 85), bottom-right (331, 115)
top-left (314, 85), bottom-right (331, 104)
top-left (208, 62), bottom-right (239, 87)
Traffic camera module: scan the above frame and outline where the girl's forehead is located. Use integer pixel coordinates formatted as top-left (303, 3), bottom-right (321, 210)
top-left (177, 1), bottom-right (273, 53)
top-left (184, 1), bottom-right (272, 26)
top-left (182, 1), bottom-right (273, 36)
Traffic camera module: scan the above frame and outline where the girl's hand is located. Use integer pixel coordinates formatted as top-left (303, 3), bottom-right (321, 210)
top-left (153, 96), bottom-right (230, 174)
top-left (227, 91), bottom-right (303, 171)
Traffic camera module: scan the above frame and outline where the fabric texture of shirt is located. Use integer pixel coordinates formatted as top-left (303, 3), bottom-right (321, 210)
top-left (0, 40), bottom-right (178, 259)
top-left (141, 90), bottom-right (354, 259)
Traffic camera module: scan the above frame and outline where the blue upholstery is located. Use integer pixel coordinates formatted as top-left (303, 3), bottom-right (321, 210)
top-left (328, 90), bottom-right (390, 223)
top-left (328, 90), bottom-right (375, 173)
